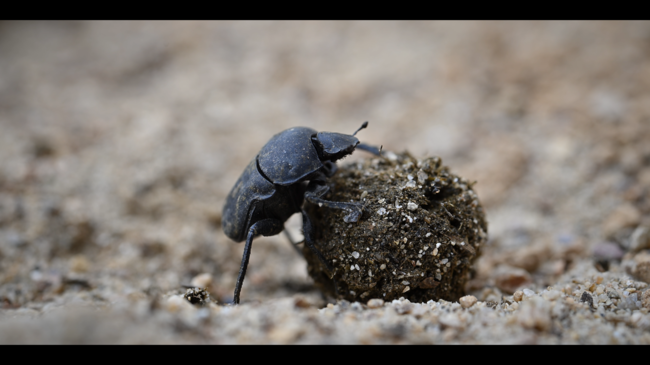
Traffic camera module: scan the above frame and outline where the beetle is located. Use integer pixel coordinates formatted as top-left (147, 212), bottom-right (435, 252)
top-left (222, 122), bottom-right (379, 304)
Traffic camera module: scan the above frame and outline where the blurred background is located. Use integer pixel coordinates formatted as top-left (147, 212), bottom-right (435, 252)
top-left (1, 21), bottom-right (649, 309)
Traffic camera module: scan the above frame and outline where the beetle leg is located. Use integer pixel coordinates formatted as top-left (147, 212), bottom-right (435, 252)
top-left (304, 183), bottom-right (363, 223)
top-left (233, 218), bottom-right (284, 304)
top-left (301, 208), bottom-right (335, 278)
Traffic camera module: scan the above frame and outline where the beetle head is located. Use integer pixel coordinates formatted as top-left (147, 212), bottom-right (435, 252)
top-left (312, 132), bottom-right (359, 162)
top-left (312, 122), bottom-right (369, 162)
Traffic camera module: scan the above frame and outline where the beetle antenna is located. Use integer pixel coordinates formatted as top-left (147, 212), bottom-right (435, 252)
top-left (352, 121), bottom-right (369, 136)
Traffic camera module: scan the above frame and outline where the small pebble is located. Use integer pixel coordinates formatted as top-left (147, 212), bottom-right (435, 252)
top-left (523, 289), bottom-right (535, 297)
top-left (417, 170), bottom-right (428, 184)
top-left (166, 295), bottom-right (193, 312)
top-left (592, 242), bottom-right (624, 260)
top-left (459, 295), bottom-right (477, 308)
top-left (69, 255), bottom-right (90, 273)
top-left (513, 291), bottom-right (524, 302)
top-left (190, 273), bottom-right (213, 288)
top-left (629, 226), bottom-right (650, 252)
top-left (542, 290), bottom-right (561, 301)
top-left (367, 298), bottom-right (384, 308)
top-left (602, 203), bottom-right (641, 237)
top-left (494, 266), bottom-right (533, 294)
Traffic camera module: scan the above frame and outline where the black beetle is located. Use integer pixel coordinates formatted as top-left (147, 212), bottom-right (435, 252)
top-left (222, 122), bottom-right (379, 304)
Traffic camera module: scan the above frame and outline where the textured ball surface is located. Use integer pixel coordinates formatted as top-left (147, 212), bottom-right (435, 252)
top-left (304, 152), bottom-right (488, 303)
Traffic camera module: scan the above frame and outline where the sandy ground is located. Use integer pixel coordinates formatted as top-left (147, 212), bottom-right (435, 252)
top-left (1, 21), bottom-right (650, 344)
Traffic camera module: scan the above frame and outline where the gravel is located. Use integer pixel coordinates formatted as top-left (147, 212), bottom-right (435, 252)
top-left (1, 21), bottom-right (650, 344)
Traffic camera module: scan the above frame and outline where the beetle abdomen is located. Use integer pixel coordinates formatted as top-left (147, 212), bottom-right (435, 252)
top-left (222, 159), bottom-right (275, 242)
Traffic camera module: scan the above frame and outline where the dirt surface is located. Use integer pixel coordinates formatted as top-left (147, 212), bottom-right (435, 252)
top-left (1, 21), bottom-right (650, 344)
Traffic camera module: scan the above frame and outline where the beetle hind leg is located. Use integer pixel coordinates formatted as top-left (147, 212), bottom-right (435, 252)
top-left (233, 218), bottom-right (283, 304)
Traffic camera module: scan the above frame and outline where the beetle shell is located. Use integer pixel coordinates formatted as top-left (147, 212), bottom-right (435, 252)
top-left (222, 159), bottom-right (276, 242)
top-left (222, 158), bottom-right (307, 242)
top-left (257, 127), bottom-right (323, 186)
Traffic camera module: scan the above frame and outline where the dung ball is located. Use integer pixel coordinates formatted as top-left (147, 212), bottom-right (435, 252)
top-left (304, 151), bottom-right (488, 303)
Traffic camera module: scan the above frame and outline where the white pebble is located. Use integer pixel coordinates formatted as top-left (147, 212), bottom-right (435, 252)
top-left (190, 273), bottom-right (213, 288)
top-left (367, 298), bottom-right (384, 308)
top-left (417, 170), bottom-right (428, 184)
top-left (542, 290), bottom-right (561, 301)
top-left (459, 295), bottom-right (478, 309)
top-left (384, 151), bottom-right (398, 161)
top-left (165, 295), bottom-right (192, 312)
top-left (523, 289), bottom-right (535, 297)
top-left (407, 202), bottom-right (418, 211)
top-left (352, 251), bottom-right (360, 259)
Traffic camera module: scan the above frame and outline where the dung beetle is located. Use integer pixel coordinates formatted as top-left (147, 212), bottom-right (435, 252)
top-left (222, 122), bottom-right (379, 304)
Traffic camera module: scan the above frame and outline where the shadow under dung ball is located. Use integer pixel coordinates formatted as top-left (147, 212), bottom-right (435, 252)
top-left (304, 152), bottom-right (488, 303)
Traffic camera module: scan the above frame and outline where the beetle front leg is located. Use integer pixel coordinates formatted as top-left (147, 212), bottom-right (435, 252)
top-left (304, 182), bottom-right (363, 223)
top-left (233, 218), bottom-right (283, 304)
